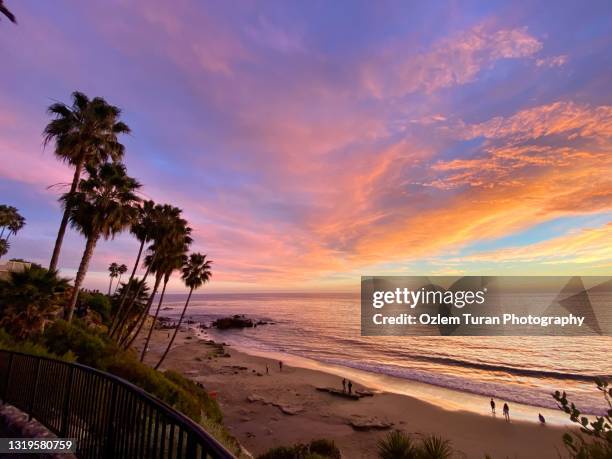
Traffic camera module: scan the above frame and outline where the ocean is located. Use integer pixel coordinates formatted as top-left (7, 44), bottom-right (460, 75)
top-left (159, 292), bottom-right (611, 420)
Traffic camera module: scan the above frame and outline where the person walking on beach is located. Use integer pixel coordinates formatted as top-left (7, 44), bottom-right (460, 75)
top-left (503, 403), bottom-right (510, 421)
top-left (342, 378), bottom-right (346, 392)
top-left (490, 398), bottom-right (496, 415)
top-left (266, 364), bottom-right (269, 375)
top-left (348, 380), bottom-right (353, 395)
top-left (538, 413), bottom-right (546, 424)
top-left (279, 360), bottom-right (283, 372)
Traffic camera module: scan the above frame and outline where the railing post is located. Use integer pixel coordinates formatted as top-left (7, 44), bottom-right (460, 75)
top-left (60, 366), bottom-right (74, 437)
top-left (2, 353), bottom-right (14, 403)
top-left (105, 383), bottom-right (118, 457)
top-left (28, 358), bottom-right (42, 421)
top-left (186, 432), bottom-right (197, 459)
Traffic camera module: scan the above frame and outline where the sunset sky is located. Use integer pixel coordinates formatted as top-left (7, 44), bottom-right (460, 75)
top-left (1, 1), bottom-right (611, 293)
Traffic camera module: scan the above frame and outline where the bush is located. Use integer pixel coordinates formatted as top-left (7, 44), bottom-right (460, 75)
top-left (43, 320), bottom-right (116, 366)
top-left (378, 430), bottom-right (417, 459)
top-left (419, 436), bottom-right (454, 459)
top-left (553, 379), bottom-right (612, 459)
top-left (80, 292), bottom-right (112, 324)
top-left (308, 439), bottom-right (341, 459)
top-left (164, 370), bottom-right (223, 423)
top-left (0, 328), bottom-right (75, 361)
top-left (258, 439), bottom-right (341, 459)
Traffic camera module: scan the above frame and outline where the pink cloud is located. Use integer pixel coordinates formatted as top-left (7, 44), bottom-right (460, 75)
top-left (362, 25), bottom-right (542, 97)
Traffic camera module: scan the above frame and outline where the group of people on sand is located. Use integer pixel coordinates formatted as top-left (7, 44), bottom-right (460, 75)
top-left (342, 378), bottom-right (353, 394)
top-left (490, 398), bottom-right (546, 425)
top-left (490, 397), bottom-right (511, 421)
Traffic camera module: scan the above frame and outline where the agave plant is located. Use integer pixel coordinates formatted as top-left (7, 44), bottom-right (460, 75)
top-left (419, 435), bottom-right (454, 459)
top-left (377, 430), bottom-right (418, 459)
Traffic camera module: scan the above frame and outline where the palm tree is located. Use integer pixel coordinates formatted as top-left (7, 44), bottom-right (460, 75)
top-left (155, 253), bottom-right (211, 369)
top-left (63, 162), bottom-right (140, 321)
top-left (0, 1), bottom-right (16, 23)
top-left (44, 92), bottom-right (130, 272)
top-left (115, 264), bottom-right (128, 293)
top-left (139, 229), bottom-right (191, 361)
top-left (108, 262), bottom-right (119, 295)
top-left (0, 205), bottom-right (25, 241)
top-left (0, 266), bottom-right (70, 340)
top-left (109, 200), bottom-right (158, 335)
top-left (112, 277), bottom-right (150, 329)
top-left (123, 205), bottom-right (191, 351)
top-left (121, 206), bottom-right (191, 350)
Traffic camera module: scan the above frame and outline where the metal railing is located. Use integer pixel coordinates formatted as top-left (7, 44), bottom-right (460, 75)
top-left (0, 350), bottom-right (236, 459)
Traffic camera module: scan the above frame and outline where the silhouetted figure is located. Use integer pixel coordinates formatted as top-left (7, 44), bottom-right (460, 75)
top-left (503, 403), bottom-right (510, 421)
top-left (279, 361), bottom-right (283, 372)
top-left (538, 413), bottom-right (546, 424)
top-left (266, 364), bottom-right (269, 375)
top-left (348, 380), bottom-right (353, 394)
top-left (342, 378), bottom-right (346, 392)
top-left (490, 398), bottom-right (496, 414)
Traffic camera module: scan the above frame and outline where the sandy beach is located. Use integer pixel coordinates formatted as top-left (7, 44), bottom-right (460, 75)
top-left (136, 327), bottom-right (570, 458)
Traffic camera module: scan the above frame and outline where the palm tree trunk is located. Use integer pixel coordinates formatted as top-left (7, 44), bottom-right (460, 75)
top-left (66, 232), bottom-right (99, 322)
top-left (140, 275), bottom-right (169, 362)
top-left (110, 243), bottom-right (150, 337)
top-left (120, 272), bottom-right (162, 348)
top-left (49, 158), bottom-right (84, 271)
top-left (108, 277), bottom-right (113, 296)
top-left (114, 274), bottom-right (123, 294)
top-left (110, 240), bottom-right (145, 335)
top-left (155, 287), bottom-right (193, 370)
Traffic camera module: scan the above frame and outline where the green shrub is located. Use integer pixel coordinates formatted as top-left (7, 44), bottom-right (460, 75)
top-left (258, 445), bottom-right (304, 459)
top-left (308, 439), bottom-right (341, 459)
top-left (80, 292), bottom-right (112, 324)
top-left (419, 435), bottom-right (454, 459)
top-left (163, 370), bottom-right (223, 423)
top-left (258, 439), bottom-right (341, 459)
top-left (43, 320), bottom-right (116, 366)
top-left (378, 430), bottom-right (417, 459)
top-left (0, 328), bottom-right (76, 361)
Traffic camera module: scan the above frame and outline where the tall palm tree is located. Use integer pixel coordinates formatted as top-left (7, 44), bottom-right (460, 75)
top-left (115, 264), bottom-right (128, 293)
top-left (139, 232), bottom-right (191, 361)
top-left (108, 262), bottom-right (119, 296)
top-left (121, 206), bottom-right (191, 350)
top-left (112, 277), bottom-right (150, 325)
top-left (109, 200), bottom-right (158, 335)
top-left (0, 1), bottom-right (16, 23)
top-left (155, 253), bottom-right (212, 370)
top-left (44, 92), bottom-right (130, 272)
top-left (63, 162), bottom-right (140, 321)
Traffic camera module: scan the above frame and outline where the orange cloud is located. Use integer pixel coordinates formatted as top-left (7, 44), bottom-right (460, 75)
top-left (460, 223), bottom-right (612, 265)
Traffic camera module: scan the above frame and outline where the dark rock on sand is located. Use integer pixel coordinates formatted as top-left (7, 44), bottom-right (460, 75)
top-left (213, 314), bottom-right (271, 329)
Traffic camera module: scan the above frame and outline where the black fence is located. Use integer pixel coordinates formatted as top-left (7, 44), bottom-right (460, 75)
top-left (0, 350), bottom-right (236, 459)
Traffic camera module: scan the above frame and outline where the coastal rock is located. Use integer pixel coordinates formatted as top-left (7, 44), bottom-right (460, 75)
top-left (274, 403), bottom-right (304, 415)
top-left (212, 314), bottom-right (272, 330)
top-left (247, 394), bottom-right (266, 403)
top-left (348, 418), bottom-right (393, 431)
top-left (315, 386), bottom-right (361, 400)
